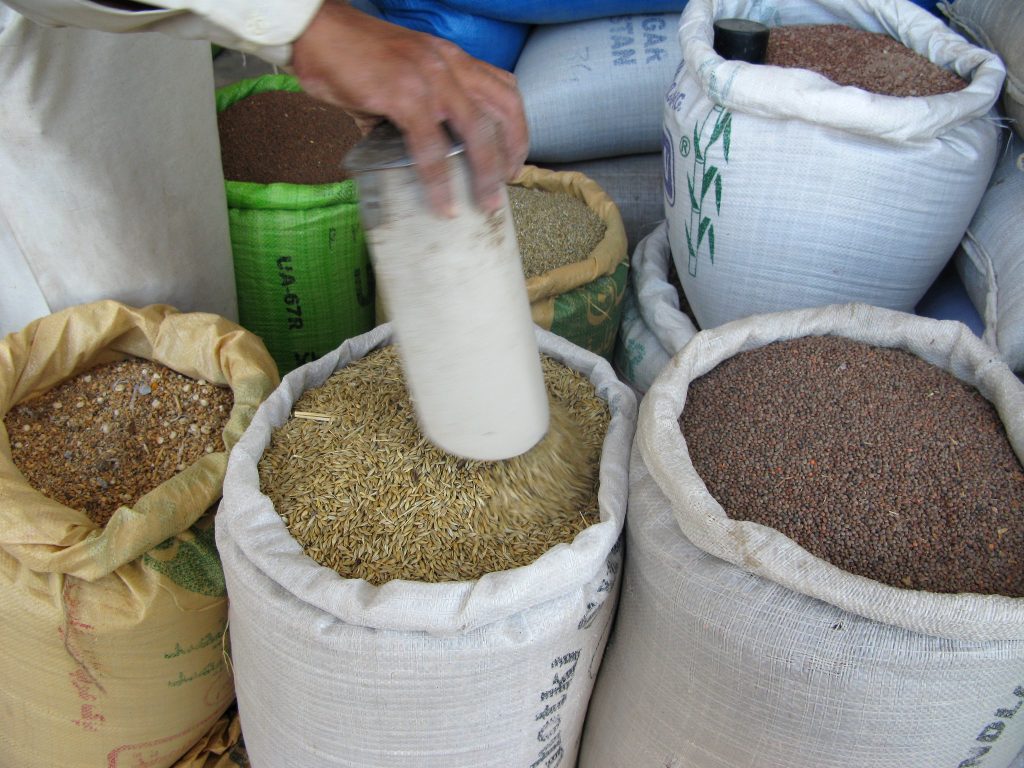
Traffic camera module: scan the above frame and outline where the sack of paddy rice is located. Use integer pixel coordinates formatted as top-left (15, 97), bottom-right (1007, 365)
top-left (0, 300), bottom-right (278, 768)
top-left (941, 0), bottom-right (1024, 139)
top-left (216, 322), bottom-right (637, 768)
top-left (515, 13), bottom-right (684, 163)
top-left (954, 129), bottom-right (1024, 373)
top-left (613, 221), bottom-right (699, 394)
top-left (216, 74), bottom-right (375, 376)
top-left (580, 302), bottom-right (1024, 768)
top-left (663, 0), bottom-right (1006, 331)
top-left (546, 152), bottom-right (665, 251)
top-left (376, 165), bottom-right (630, 360)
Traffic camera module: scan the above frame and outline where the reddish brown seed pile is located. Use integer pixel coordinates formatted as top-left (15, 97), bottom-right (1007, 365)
top-left (680, 335), bottom-right (1023, 597)
top-left (766, 24), bottom-right (967, 97)
top-left (5, 359), bottom-right (233, 526)
top-left (218, 90), bottom-right (364, 185)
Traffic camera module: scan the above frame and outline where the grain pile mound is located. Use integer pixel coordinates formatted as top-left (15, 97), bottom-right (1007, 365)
top-left (766, 24), bottom-right (967, 97)
top-left (258, 345), bottom-right (610, 584)
top-left (6, 358), bottom-right (233, 526)
top-left (510, 185), bottom-right (607, 279)
top-left (217, 89), bottom-right (364, 185)
top-left (681, 335), bottom-right (1024, 596)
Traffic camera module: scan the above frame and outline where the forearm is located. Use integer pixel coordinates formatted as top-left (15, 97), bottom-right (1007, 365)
top-left (1, 0), bottom-right (324, 64)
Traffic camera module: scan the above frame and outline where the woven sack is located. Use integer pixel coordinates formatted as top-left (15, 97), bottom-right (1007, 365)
top-left (216, 74), bottom-right (375, 376)
top-left (663, 0), bottom-right (1005, 331)
top-left (941, 0), bottom-right (1024, 139)
top-left (955, 130), bottom-right (1024, 373)
top-left (516, 14), bottom-right (684, 163)
top-left (216, 323), bottom-right (637, 768)
top-left (613, 221), bottom-right (698, 394)
top-left (0, 301), bottom-right (278, 768)
top-left (580, 303), bottom-right (1024, 768)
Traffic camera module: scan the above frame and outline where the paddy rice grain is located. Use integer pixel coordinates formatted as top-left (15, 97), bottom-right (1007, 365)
top-left (259, 346), bottom-right (610, 584)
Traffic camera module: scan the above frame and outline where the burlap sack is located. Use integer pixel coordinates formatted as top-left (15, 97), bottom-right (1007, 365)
top-left (0, 301), bottom-right (278, 768)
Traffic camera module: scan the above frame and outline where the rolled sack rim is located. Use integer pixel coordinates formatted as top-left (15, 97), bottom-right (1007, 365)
top-left (638, 301), bottom-right (1024, 642)
top-left (674, 0), bottom-right (1007, 143)
top-left (218, 322), bottom-right (638, 636)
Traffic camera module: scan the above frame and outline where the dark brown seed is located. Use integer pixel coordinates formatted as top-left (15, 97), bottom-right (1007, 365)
top-left (766, 24), bottom-right (967, 97)
top-left (218, 90), bottom-right (364, 185)
top-left (680, 335), bottom-right (1023, 597)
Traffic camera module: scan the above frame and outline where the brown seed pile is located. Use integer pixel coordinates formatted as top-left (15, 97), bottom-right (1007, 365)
top-left (766, 24), bottom-right (967, 97)
top-left (218, 90), bottom-right (364, 185)
top-left (680, 335), bottom-right (1024, 597)
top-left (259, 345), bottom-right (610, 584)
top-left (510, 185), bottom-right (608, 279)
top-left (5, 359), bottom-right (233, 526)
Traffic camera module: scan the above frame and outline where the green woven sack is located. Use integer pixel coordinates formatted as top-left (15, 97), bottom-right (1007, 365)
top-left (216, 74), bottom-right (374, 375)
top-left (549, 259), bottom-right (628, 361)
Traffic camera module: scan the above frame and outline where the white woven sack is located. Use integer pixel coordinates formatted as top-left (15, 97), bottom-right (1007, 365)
top-left (955, 131), bottom-right (1024, 372)
top-left (217, 323), bottom-right (637, 768)
top-left (941, 0), bottom-right (1024, 139)
top-left (614, 221), bottom-right (699, 393)
top-left (581, 303), bottom-right (1024, 768)
top-left (547, 153), bottom-right (665, 250)
top-left (663, 0), bottom-right (1005, 331)
top-left (517, 14), bottom-right (682, 163)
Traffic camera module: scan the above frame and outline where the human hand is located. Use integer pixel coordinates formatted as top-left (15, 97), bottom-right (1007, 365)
top-left (290, 1), bottom-right (529, 216)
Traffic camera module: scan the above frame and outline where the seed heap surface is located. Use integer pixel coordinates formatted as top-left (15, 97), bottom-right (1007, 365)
top-left (259, 346), bottom-right (610, 584)
top-left (680, 335), bottom-right (1024, 596)
top-left (510, 186), bottom-right (607, 279)
top-left (6, 359), bottom-right (233, 526)
top-left (218, 90), bottom-right (364, 185)
top-left (766, 24), bottom-right (967, 97)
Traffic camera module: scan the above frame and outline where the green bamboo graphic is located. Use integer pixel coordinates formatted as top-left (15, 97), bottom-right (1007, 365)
top-left (685, 104), bottom-right (731, 277)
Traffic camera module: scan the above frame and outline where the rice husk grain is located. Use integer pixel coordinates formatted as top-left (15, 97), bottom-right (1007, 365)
top-left (259, 346), bottom-right (610, 584)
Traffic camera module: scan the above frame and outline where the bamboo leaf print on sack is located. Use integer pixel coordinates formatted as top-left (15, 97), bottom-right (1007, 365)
top-left (685, 104), bottom-right (731, 276)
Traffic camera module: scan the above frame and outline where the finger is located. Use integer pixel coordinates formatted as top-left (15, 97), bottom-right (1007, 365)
top-left (391, 109), bottom-right (458, 218)
top-left (452, 62), bottom-right (529, 182)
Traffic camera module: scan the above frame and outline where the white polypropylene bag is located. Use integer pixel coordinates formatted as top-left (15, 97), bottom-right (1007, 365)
top-left (217, 323), bottom-right (637, 768)
top-left (613, 221), bottom-right (699, 393)
top-left (941, 0), bottom-right (1024, 139)
top-left (663, 0), bottom-right (1005, 331)
top-left (955, 130), bottom-right (1024, 372)
top-left (580, 303), bottom-right (1024, 768)
top-left (517, 14), bottom-right (683, 163)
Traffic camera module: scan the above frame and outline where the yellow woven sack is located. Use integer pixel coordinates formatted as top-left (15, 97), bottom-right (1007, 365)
top-left (0, 301), bottom-right (278, 768)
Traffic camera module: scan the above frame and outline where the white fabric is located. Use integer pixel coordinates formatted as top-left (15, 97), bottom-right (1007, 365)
top-left (2, 0), bottom-right (322, 64)
top-left (955, 131), bottom-right (1024, 373)
top-left (517, 14), bottom-right (682, 163)
top-left (217, 323), bottom-right (637, 767)
top-left (614, 221), bottom-right (698, 393)
top-left (941, 0), bottom-right (1024, 139)
top-left (663, 0), bottom-right (1005, 331)
top-left (0, 8), bottom-right (240, 336)
top-left (579, 303), bottom-right (1024, 768)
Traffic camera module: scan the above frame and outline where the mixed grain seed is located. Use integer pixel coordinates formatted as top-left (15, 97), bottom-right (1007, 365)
top-left (5, 359), bottom-right (233, 526)
top-left (510, 185), bottom-right (607, 279)
top-left (259, 345), bottom-right (610, 584)
top-left (217, 89), bottom-right (364, 185)
top-left (680, 335), bottom-right (1023, 597)
top-left (766, 24), bottom-right (967, 97)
